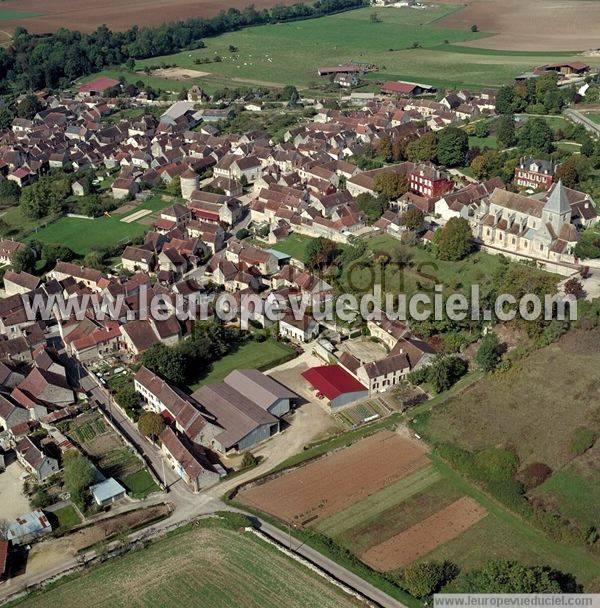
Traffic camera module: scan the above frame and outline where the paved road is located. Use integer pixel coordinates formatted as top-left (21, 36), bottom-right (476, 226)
top-left (257, 519), bottom-right (407, 608)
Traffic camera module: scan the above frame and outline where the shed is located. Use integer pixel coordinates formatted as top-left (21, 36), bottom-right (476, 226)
top-left (90, 477), bottom-right (127, 506)
top-left (302, 365), bottom-right (368, 410)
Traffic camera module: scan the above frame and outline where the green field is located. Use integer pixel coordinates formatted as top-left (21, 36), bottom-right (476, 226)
top-left (586, 113), bottom-right (600, 125)
top-left (32, 196), bottom-right (170, 254)
top-left (121, 469), bottom-right (160, 499)
top-left (49, 504), bottom-right (82, 533)
top-left (10, 516), bottom-right (358, 608)
top-left (189, 338), bottom-right (296, 389)
top-left (341, 233), bottom-right (508, 299)
top-left (0, 9), bottom-right (39, 20)
top-left (264, 233), bottom-right (314, 261)
top-left (125, 6), bottom-right (600, 91)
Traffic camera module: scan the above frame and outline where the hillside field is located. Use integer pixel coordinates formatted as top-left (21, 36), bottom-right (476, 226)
top-left (10, 517), bottom-right (360, 608)
top-left (126, 6), bottom-right (600, 91)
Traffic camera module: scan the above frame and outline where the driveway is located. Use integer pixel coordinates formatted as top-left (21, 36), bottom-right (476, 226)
top-left (0, 461), bottom-right (31, 520)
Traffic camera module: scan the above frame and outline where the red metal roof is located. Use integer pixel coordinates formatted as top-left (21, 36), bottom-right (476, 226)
top-left (0, 540), bottom-right (7, 576)
top-left (78, 76), bottom-right (119, 94)
top-left (302, 365), bottom-right (367, 400)
top-left (381, 81), bottom-right (418, 94)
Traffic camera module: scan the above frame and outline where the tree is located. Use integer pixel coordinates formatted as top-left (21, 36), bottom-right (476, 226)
top-left (84, 249), bottom-right (107, 270)
top-left (564, 277), bottom-right (585, 299)
top-left (470, 24), bottom-right (478, 32)
top-left (0, 108), bottom-right (14, 130)
top-left (11, 245), bottom-right (36, 273)
top-left (115, 383), bottom-right (142, 420)
top-left (495, 86), bottom-right (517, 115)
top-left (406, 132), bottom-right (437, 163)
top-left (400, 207), bottom-right (424, 231)
top-left (63, 451), bottom-right (95, 506)
top-left (496, 114), bottom-right (516, 148)
top-left (16, 94), bottom-right (41, 120)
top-left (0, 179), bottom-right (21, 206)
top-left (427, 355), bottom-right (468, 393)
top-left (475, 332), bottom-right (501, 372)
top-left (356, 192), bottom-right (386, 224)
top-left (403, 561), bottom-right (458, 598)
top-left (470, 150), bottom-right (504, 180)
top-left (573, 224), bottom-right (600, 259)
top-left (436, 126), bottom-right (469, 167)
top-left (138, 411), bottom-right (165, 441)
top-left (42, 243), bottom-right (75, 266)
top-left (125, 58), bottom-right (136, 71)
top-left (141, 343), bottom-right (187, 385)
top-left (433, 217), bottom-right (473, 261)
top-left (555, 155), bottom-right (590, 189)
top-left (518, 117), bottom-right (554, 154)
top-left (166, 176), bottom-right (181, 196)
top-left (304, 237), bottom-right (338, 270)
top-left (474, 120), bottom-right (489, 138)
top-left (373, 172), bottom-right (408, 200)
top-left (451, 560), bottom-right (571, 593)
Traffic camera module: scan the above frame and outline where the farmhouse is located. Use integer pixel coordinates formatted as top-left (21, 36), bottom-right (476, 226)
top-left (279, 313), bottom-right (320, 343)
top-left (381, 81), bottom-right (436, 97)
top-left (15, 436), bottom-right (59, 481)
top-left (159, 426), bottom-right (219, 492)
top-left (318, 64), bottom-right (363, 77)
top-left (3, 271), bottom-right (41, 296)
top-left (302, 365), bottom-right (369, 410)
top-left (0, 240), bottom-right (23, 266)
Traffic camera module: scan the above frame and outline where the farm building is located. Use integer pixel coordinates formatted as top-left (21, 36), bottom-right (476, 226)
top-left (7, 510), bottom-right (52, 544)
top-left (318, 63), bottom-right (363, 77)
top-left (90, 478), bottom-right (127, 506)
top-left (78, 76), bottom-right (119, 97)
top-left (302, 365), bottom-right (368, 410)
top-left (381, 80), bottom-right (436, 96)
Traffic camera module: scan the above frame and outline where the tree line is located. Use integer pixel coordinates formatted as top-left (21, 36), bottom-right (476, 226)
top-left (0, 0), bottom-right (367, 95)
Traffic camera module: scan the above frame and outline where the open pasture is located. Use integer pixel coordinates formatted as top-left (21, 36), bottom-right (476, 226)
top-left (237, 430), bottom-right (429, 525)
top-left (130, 6), bottom-right (600, 90)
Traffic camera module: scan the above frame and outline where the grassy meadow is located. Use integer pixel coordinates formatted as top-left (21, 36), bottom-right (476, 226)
top-left (121, 6), bottom-right (600, 91)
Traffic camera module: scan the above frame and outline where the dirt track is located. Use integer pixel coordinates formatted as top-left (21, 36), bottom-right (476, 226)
top-left (361, 496), bottom-right (487, 571)
top-left (0, 0), bottom-right (299, 35)
top-left (237, 430), bottom-right (429, 525)
top-left (437, 0), bottom-right (600, 51)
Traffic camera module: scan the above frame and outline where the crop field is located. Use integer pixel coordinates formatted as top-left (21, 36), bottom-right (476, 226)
top-left (0, 0), bottom-right (299, 35)
top-left (436, 0), bottom-right (600, 51)
top-left (238, 430), bottom-right (429, 525)
top-left (12, 518), bottom-right (360, 608)
top-left (128, 6), bottom-right (600, 91)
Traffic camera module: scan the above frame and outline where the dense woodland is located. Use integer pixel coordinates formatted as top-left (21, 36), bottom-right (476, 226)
top-left (0, 0), bottom-right (366, 95)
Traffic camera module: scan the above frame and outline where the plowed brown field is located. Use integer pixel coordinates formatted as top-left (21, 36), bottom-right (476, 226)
top-left (237, 430), bottom-right (429, 525)
top-left (436, 0), bottom-right (600, 51)
top-left (361, 496), bottom-right (487, 571)
top-left (0, 0), bottom-right (298, 35)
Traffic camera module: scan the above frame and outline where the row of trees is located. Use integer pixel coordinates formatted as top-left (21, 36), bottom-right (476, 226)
top-left (0, 0), bottom-right (366, 94)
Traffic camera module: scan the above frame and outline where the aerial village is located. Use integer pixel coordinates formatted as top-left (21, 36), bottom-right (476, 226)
top-left (0, 56), bottom-right (598, 584)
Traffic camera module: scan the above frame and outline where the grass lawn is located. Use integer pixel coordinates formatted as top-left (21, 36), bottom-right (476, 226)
top-left (264, 233), bottom-right (314, 261)
top-left (121, 469), bottom-right (160, 499)
top-left (341, 233), bottom-right (507, 299)
top-left (584, 113), bottom-right (600, 125)
top-left (126, 7), bottom-right (600, 91)
top-left (189, 338), bottom-right (296, 390)
top-left (469, 134), bottom-right (498, 150)
top-left (10, 516), bottom-right (359, 608)
top-left (31, 197), bottom-right (170, 255)
top-left (50, 505), bottom-right (81, 532)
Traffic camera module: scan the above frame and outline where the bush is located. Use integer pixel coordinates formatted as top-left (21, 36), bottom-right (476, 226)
top-left (517, 462), bottom-right (553, 490)
top-left (402, 560), bottom-right (458, 598)
top-left (570, 427), bottom-right (597, 456)
top-left (472, 447), bottom-right (519, 482)
top-left (241, 452), bottom-right (259, 468)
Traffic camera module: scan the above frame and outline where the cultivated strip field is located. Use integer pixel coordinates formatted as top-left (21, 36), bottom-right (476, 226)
top-left (361, 497), bottom-right (488, 570)
top-left (237, 430), bottom-right (429, 524)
